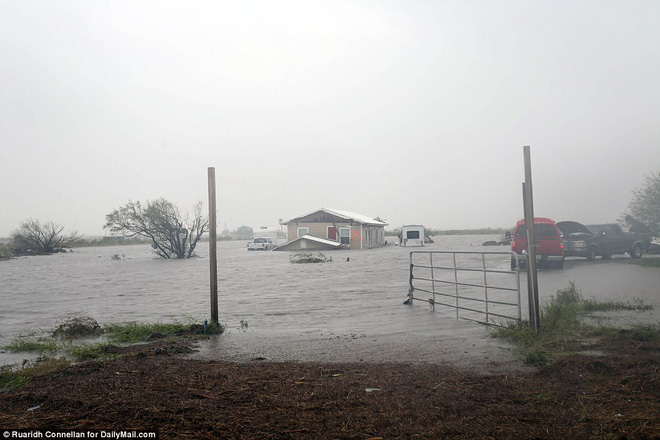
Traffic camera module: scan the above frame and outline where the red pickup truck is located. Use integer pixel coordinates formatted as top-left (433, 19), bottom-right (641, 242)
top-left (510, 217), bottom-right (564, 269)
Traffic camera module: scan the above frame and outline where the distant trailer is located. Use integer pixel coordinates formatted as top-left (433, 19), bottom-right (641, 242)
top-left (400, 225), bottom-right (425, 247)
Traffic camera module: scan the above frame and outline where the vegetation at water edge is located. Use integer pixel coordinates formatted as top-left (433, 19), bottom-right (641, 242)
top-left (2, 314), bottom-right (225, 389)
top-left (491, 282), bottom-right (658, 366)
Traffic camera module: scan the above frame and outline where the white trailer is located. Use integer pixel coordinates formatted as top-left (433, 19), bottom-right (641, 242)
top-left (400, 225), bottom-right (425, 247)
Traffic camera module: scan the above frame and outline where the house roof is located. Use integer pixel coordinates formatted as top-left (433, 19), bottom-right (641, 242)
top-left (285, 207), bottom-right (388, 226)
top-left (273, 234), bottom-right (343, 251)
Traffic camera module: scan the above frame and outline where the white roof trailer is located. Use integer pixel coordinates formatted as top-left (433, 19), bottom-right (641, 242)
top-left (401, 225), bottom-right (425, 247)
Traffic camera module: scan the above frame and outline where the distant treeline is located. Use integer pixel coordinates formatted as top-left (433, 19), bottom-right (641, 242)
top-left (71, 236), bottom-right (153, 248)
top-left (385, 227), bottom-right (509, 237)
top-left (71, 234), bottom-right (243, 247)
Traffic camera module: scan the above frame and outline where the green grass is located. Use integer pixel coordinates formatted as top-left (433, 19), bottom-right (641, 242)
top-left (103, 318), bottom-right (223, 343)
top-left (616, 323), bottom-right (660, 343)
top-left (6, 337), bottom-right (60, 353)
top-left (0, 356), bottom-right (70, 390)
top-left (581, 297), bottom-right (653, 312)
top-left (104, 321), bottom-right (193, 343)
top-left (6, 315), bottom-right (224, 362)
top-left (492, 282), bottom-right (658, 366)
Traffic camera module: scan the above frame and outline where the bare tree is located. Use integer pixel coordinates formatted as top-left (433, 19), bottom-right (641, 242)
top-left (104, 198), bottom-right (208, 259)
top-left (11, 219), bottom-right (81, 254)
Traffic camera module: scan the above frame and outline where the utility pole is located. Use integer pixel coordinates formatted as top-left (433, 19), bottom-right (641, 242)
top-left (208, 167), bottom-right (219, 325)
top-left (523, 146), bottom-right (540, 331)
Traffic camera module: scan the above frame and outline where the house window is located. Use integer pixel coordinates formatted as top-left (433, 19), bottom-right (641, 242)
top-left (297, 227), bottom-right (308, 238)
top-left (406, 230), bottom-right (420, 239)
top-left (340, 227), bottom-right (350, 245)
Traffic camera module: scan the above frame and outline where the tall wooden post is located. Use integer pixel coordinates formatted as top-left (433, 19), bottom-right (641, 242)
top-left (208, 167), bottom-right (219, 325)
top-left (523, 146), bottom-right (540, 331)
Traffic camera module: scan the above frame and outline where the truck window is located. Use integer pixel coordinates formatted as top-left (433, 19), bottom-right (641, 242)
top-left (516, 224), bottom-right (558, 237)
top-left (605, 225), bottom-right (621, 235)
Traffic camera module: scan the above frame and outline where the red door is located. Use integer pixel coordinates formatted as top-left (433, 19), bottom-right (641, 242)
top-left (328, 227), bottom-right (337, 240)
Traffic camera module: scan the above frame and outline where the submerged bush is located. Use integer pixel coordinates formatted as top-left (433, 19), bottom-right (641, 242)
top-left (52, 313), bottom-right (103, 338)
top-left (290, 252), bottom-right (332, 264)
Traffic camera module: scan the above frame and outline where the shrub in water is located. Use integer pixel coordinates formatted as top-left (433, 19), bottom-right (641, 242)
top-left (290, 252), bottom-right (332, 264)
top-left (52, 313), bottom-right (103, 338)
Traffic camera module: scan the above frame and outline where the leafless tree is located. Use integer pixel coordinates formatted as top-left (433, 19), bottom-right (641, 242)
top-left (11, 219), bottom-right (81, 254)
top-left (104, 198), bottom-right (208, 259)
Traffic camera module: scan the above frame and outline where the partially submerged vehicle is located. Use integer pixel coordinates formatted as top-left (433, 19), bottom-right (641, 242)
top-left (510, 217), bottom-right (564, 269)
top-left (400, 225), bottom-right (425, 247)
top-left (557, 221), bottom-right (650, 260)
top-left (247, 237), bottom-right (276, 251)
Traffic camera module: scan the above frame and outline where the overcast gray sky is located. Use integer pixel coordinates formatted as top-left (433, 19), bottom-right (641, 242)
top-left (1, 0), bottom-right (659, 237)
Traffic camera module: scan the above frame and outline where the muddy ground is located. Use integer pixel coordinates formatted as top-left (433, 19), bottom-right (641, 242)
top-left (1, 333), bottom-right (659, 440)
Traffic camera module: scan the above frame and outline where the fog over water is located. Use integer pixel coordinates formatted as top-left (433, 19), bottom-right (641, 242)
top-left (2, 1), bottom-right (660, 237)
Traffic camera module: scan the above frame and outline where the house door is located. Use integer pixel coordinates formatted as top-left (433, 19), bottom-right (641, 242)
top-left (327, 226), bottom-right (337, 240)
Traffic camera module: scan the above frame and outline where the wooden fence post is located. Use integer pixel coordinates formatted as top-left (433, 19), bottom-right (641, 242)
top-left (523, 146), bottom-right (540, 331)
top-left (208, 167), bottom-right (219, 325)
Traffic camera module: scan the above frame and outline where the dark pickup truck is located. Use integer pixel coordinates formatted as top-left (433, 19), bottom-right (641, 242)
top-left (557, 221), bottom-right (650, 260)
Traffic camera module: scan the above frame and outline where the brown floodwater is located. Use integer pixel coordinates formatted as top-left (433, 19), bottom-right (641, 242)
top-left (1, 236), bottom-right (658, 372)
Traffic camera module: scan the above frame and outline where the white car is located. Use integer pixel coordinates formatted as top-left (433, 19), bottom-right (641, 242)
top-left (247, 237), bottom-right (275, 251)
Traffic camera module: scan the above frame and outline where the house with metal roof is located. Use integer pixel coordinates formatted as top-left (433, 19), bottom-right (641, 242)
top-left (274, 207), bottom-right (388, 251)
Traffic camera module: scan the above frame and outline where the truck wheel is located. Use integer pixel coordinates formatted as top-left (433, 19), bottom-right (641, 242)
top-left (630, 243), bottom-right (644, 259)
top-left (586, 247), bottom-right (597, 261)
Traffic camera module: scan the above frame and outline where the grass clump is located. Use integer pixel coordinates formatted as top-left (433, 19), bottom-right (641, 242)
top-left (103, 318), bottom-right (223, 343)
top-left (581, 297), bottom-right (653, 312)
top-left (614, 323), bottom-right (660, 343)
top-left (69, 342), bottom-right (122, 361)
top-left (492, 282), bottom-right (657, 366)
top-left (204, 322), bottom-right (225, 335)
top-left (104, 320), bottom-right (199, 343)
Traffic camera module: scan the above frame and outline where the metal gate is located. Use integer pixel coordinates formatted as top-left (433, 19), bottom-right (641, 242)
top-left (406, 251), bottom-right (521, 326)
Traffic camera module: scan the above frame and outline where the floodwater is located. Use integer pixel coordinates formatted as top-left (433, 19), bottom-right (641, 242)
top-left (1, 235), bottom-right (658, 372)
